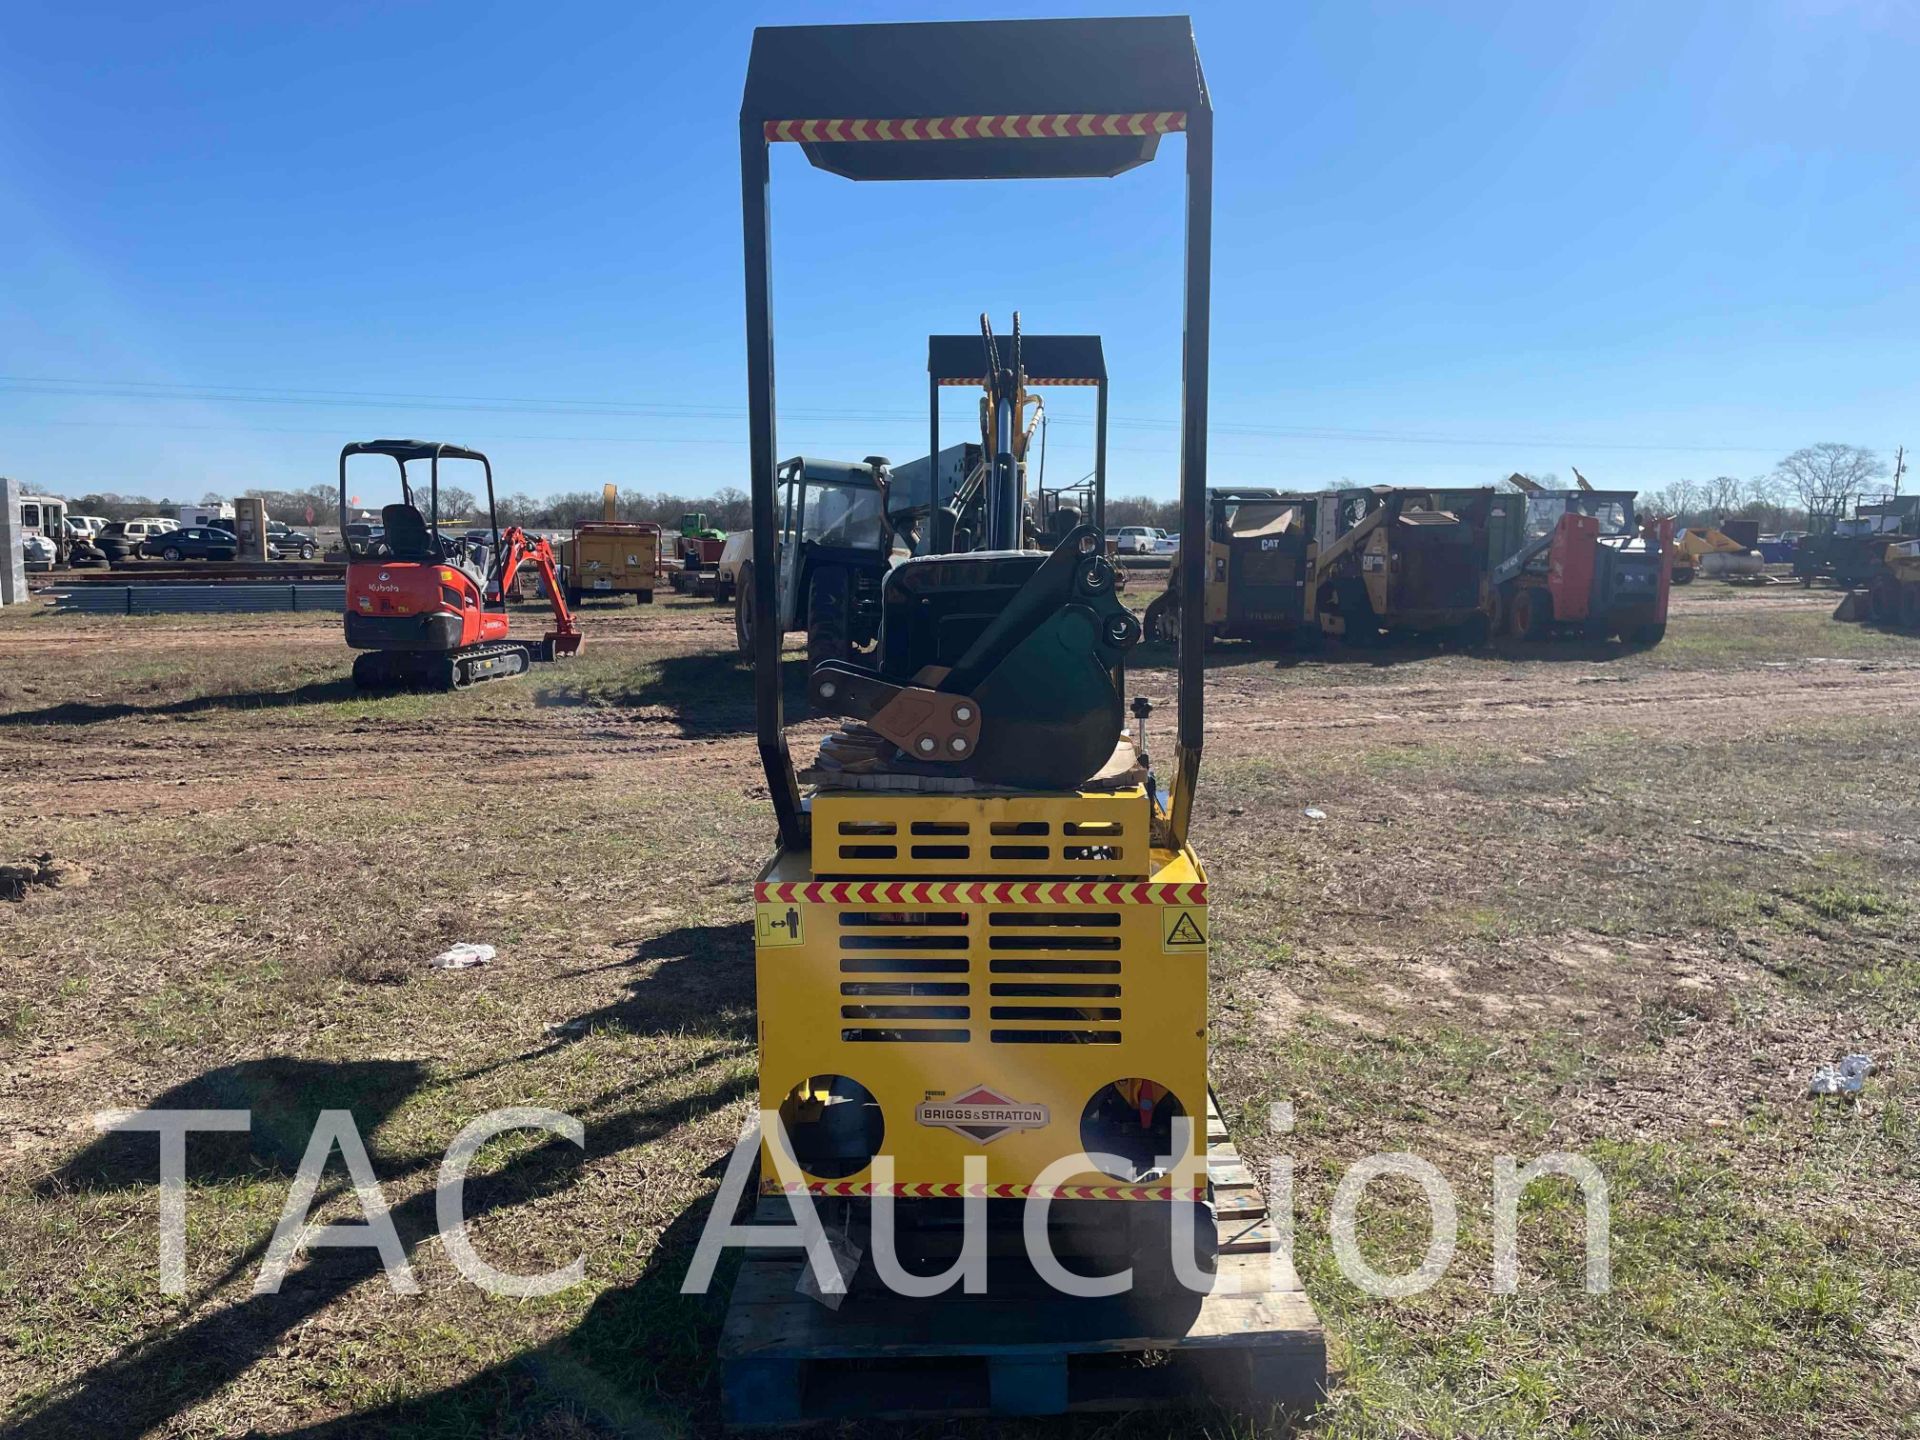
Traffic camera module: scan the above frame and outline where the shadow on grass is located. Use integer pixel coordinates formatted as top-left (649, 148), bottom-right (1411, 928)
top-left (8, 1065), bottom-right (752, 1440)
top-left (0, 677), bottom-right (359, 726)
top-left (38, 1058), bottom-right (431, 1194)
top-left (280, 1180), bottom-right (743, 1439)
top-left (536, 653), bottom-right (812, 738)
top-left (532, 922), bottom-right (756, 1056)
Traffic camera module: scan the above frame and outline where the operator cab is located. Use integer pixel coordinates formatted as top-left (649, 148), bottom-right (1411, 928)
top-left (1524, 490), bottom-right (1636, 540)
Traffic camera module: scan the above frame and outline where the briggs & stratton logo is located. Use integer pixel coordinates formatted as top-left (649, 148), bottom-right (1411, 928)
top-left (916, 1085), bottom-right (1049, 1144)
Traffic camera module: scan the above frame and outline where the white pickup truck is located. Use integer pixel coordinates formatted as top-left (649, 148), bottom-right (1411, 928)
top-left (1114, 525), bottom-right (1172, 555)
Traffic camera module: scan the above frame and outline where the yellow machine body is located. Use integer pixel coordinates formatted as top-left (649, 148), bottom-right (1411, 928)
top-left (754, 785), bottom-right (1209, 1201)
top-left (567, 524), bottom-right (658, 600)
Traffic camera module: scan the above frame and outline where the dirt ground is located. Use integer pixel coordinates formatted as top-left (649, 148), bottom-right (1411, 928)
top-left (1, 583), bottom-right (1916, 1438)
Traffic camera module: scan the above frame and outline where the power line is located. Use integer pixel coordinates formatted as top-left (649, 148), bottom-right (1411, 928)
top-left (0, 373), bottom-right (1796, 456)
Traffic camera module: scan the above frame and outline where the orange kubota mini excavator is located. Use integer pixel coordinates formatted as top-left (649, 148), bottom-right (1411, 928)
top-left (339, 439), bottom-right (582, 690)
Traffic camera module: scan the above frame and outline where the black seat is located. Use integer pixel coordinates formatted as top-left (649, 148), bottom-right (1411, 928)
top-left (381, 503), bottom-right (439, 562)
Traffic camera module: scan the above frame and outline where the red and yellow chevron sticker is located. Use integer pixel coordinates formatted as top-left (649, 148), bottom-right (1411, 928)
top-left (760, 1179), bottom-right (1203, 1202)
top-left (754, 880), bottom-right (1205, 907)
top-left (935, 376), bottom-right (1101, 388)
top-left (765, 112), bottom-right (1186, 144)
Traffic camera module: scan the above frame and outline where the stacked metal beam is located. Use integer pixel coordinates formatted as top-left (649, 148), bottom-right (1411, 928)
top-left (45, 584), bottom-right (344, 615)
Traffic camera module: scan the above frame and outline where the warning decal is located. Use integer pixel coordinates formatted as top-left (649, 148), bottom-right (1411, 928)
top-left (1162, 908), bottom-right (1207, 952)
top-left (755, 903), bottom-right (804, 949)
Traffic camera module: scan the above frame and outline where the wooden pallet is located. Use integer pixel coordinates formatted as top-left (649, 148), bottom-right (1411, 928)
top-left (718, 1096), bottom-right (1324, 1428)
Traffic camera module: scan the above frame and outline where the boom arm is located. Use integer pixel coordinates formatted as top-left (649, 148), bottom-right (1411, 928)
top-left (492, 527), bottom-right (583, 655)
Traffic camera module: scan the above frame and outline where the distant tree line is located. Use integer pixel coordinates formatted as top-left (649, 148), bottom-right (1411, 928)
top-left (38, 443), bottom-right (1896, 538)
top-left (1548, 443), bottom-right (1897, 533)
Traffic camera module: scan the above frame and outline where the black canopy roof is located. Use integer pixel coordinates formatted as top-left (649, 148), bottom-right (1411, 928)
top-left (341, 439), bottom-right (488, 465)
top-left (927, 334), bottom-right (1107, 386)
top-left (742, 17), bottom-right (1207, 181)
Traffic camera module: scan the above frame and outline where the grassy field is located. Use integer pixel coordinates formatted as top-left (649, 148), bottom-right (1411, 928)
top-left (1, 586), bottom-right (1916, 1437)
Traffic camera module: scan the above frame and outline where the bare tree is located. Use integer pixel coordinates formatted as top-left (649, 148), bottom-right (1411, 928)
top-left (1665, 477), bottom-right (1701, 521)
top-left (1702, 475), bottom-right (1740, 519)
top-left (495, 493), bottom-right (541, 527)
top-left (433, 484), bottom-right (477, 522)
top-left (1773, 443), bottom-right (1885, 528)
top-left (709, 486), bottom-right (751, 531)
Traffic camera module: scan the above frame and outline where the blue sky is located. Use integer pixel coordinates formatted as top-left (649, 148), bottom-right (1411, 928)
top-left (2, 0), bottom-right (1914, 504)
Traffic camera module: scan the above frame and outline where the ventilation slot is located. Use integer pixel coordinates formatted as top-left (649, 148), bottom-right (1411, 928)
top-left (843, 1028), bottom-right (969, 1044)
top-left (838, 821), bottom-right (897, 835)
top-left (990, 1006), bottom-right (1120, 1021)
top-left (841, 934), bottom-right (968, 951)
top-left (987, 934), bottom-right (1122, 952)
top-left (990, 845), bottom-right (1048, 861)
top-left (841, 982), bottom-right (969, 997)
top-left (990, 820), bottom-right (1049, 836)
top-left (910, 821), bottom-right (969, 836)
top-left (989, 982), bottom-right (1120, 998)
top-left (989, 1029), bottom-right (1120, 1045)
top-left (838, 845), bottom-right (897, 860)
top-left (840, 957), bottom-right (969, 975)
top-left (843, 1005), bottom-right (970, 1021)
top-left (988, 958), bottom-right (1120, 975)
top-left (840, 912), bottom-right (965, 928)
top-left (911, 845), bottom-right (970, 861)
top-left (989, 912), bottom-right (1120, 929)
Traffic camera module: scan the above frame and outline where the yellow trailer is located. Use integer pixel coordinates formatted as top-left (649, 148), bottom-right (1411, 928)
top-left (564, 485), bottom-right (658, 606)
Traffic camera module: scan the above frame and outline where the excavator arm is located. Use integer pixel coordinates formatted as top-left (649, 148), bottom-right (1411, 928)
top-left (492, 526), bottom-right (584, 656)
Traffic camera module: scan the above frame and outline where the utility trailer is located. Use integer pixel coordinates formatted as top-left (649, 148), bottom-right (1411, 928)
top-left (727, 15), bottom-right (1322, 1428)
top-left (1489, 483), bottom-right (1673, 645)
top-left (566, 520), bottom-right (659, 605)
top-left (667, 512), bottom-right (728, 594)
top-left (564, 487), bottom-right (659, 607)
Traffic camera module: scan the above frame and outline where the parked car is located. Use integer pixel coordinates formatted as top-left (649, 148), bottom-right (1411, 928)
top-left (65, 515), bottom-right (109, 539)
top-left (138, 526), bottom-right (239, 562)
top-left (94, 519), bottom-right (176, 561)
top-left (264, 521), bottom-right (318, 559)
top-left (1155, 531), bottom-right (1180, 555)
top-left (1114, 525), bottom-right (1168, 555)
